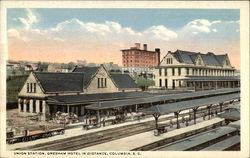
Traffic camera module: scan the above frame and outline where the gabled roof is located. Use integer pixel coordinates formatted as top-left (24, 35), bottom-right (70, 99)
top-left (171, 50), bottom-right (229, 67)
top-left (72, 67), bottom-right (99, 86)
top-left (200, 54), bottom-right (221, 66)
top-left (33, 66), bottom-right (139, 93)
top-left (34, 72), bottom-right (84, 93)
top-left (110, 73), bottom-right (139, 89)
top-left (175, 50), bottom-right (197, 64)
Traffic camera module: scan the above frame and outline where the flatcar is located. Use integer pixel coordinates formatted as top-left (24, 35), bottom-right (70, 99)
top-left (6, 127), bottom-right (65, 144)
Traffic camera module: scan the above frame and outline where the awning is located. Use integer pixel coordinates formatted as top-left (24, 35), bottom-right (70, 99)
top-left (142, 93), bottom-right (240, 115)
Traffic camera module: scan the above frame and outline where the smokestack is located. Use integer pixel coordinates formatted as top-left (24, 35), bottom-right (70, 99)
top-left (155, 48), bottom-right (161, 65)
top-left (143, 44), bottom-right (147, 51)
top-left (135, 43), bottom-right (141, 49)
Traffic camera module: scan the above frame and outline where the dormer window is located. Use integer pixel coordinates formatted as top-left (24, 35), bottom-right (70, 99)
top-left (27, 83), bottom-right (36, 93)
top-left (98, 78), bottom-right (107, 88)
top-left (167, 58), bottom-right (173, 64)
top-left (197, 59), bottom-right (202, 65)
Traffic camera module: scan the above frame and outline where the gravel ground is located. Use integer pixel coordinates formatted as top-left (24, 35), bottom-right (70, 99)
top-left (6, 109), bottom-right (63, 135)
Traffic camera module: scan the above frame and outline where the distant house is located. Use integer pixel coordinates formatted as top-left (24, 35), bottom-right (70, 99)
top-left (18, 65), bottom-right (140, 121)
top-left (7, 61), bottom-right (20, 70)
top-left (24, 64), bottom-right (38, 71)
top-left (47, 64), bottom-right (69, 73)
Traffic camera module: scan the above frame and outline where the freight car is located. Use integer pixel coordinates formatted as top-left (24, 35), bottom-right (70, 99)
top-left (6, 127), bottom-right (65, 144)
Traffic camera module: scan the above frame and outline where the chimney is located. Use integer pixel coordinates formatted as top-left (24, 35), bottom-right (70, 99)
top-left (143, 44), bottom-right (147, 51)
top-left (134, 43), bottom-right (141, 49)
top-left (155, 48), bottom-right (161, 65)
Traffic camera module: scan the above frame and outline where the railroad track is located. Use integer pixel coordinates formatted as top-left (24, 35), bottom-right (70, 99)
top-left (16, 104), bottom-right (229, 151)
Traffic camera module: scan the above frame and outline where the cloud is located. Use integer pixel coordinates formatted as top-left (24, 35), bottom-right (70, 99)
top-left (8, 29), bottom-right (20, 38)
top-left (48, 18), bottom-right (177, 42)
top-left (185, 19), bottom-right (221, 33)
top-left (228, 20), bottom-right (240, 24)
top-left (212, 29), bottom-right (217, 32)
top-left (17, 9), bottom-right (38, 30)
top-left (8, 29), bottom-right (30, 42)
top-left (144, 25), bottom-right (178, 40)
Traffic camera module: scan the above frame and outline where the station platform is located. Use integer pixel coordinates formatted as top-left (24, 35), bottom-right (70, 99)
top-left (80, 117), bottom-right (224, 151)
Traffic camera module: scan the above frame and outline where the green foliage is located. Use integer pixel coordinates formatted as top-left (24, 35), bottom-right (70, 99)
top-left (68, 62), bottom-right (77, 70)
top-left (7, 75), bottom-right (28, 103)
top-left (134, 76), bottom-right (155, 90)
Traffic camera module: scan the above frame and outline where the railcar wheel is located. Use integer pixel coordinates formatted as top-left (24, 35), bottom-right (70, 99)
top-left (42, 133), bottom-right (47, 138)
top-left (28, 136), bottom-right (32, 141)
top-left (48, 133), bottom-right (52, 137)
top-left (22, 137), bottom-right (27, 142)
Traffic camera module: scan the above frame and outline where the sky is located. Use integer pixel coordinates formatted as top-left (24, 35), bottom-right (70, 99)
top-left (7, 8), bottom-right (240, 69)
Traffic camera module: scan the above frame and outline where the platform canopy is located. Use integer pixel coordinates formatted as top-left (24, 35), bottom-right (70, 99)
top-left (157, 126), bottom-right (238, 151)
top-left (142, 93), bottom-right (240, 115)
top-left (47, 91), bottom-right (150, 105)
top-left (228, 120), bottom-right (240, 130)
top-left (218, 110), bottom-right (240, 121)
top-left (226, 102), bottom-right (240, 110)
top-left (86, 88), bottom-right (240, 110)
top-left (201, 135), bottom-right (240, 151)
top-left (176, 76), bottom-right (240, 81)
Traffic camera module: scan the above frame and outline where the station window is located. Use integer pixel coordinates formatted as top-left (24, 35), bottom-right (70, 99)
top-left (27, 83), bottom-right (36, 93)
top-left (98, 78), bottom-right (107, 88)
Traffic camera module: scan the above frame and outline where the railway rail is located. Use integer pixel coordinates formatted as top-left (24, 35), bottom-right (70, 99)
top-left (15, 103), bottom-right (230, 151)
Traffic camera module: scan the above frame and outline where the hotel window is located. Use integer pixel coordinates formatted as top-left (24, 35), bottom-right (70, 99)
top-left (30, 83), bottom-right (33, 93)
top-left (159, 79), bottom-right (162, 87)
top-left (172, 68), bottom-right (175, 76)
top-left (159, 68), bottom-right (162, 76)
top-left (178, 68), bottom-right (181, 76)
top-left (166, 58), bottom-right (173, 64)
top-left (186, 68), bottom-right (189, 76)
top-left (165, 68), bottom-right (168, 76)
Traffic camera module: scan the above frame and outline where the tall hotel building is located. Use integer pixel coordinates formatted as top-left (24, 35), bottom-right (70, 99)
top-left (121, 43), bottom-right (160, 76)
top-left (154, 50), bottom-right (240, 90)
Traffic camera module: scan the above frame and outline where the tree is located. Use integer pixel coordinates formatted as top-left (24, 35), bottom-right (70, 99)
top-left (134, 76), bottom-right (155, 91)
top-left (68, 62), bottom-right (77, 70)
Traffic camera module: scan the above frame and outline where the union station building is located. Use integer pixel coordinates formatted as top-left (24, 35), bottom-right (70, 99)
top-left (154, 50), bottom-right (240, 90)
top-left (17, 65), bottom-right (140, 121)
